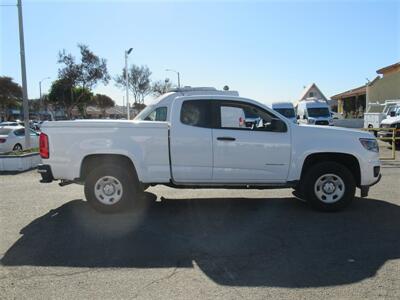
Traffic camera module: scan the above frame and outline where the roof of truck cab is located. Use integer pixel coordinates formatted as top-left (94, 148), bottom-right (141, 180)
top-left (150, 89), bottom-right (240, 107)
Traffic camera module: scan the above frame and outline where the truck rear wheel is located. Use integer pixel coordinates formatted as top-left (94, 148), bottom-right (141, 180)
top-left (84, 163), bottom-right (141, 213)
top-left (302, 162), bottom-right (356, 212)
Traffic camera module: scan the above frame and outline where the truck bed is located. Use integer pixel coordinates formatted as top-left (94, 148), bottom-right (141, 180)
top-left (41, 120), bottom-right (171, 183)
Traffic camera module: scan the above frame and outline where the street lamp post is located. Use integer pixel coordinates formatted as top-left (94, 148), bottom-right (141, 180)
top-left (166, 69), bottom-right (181, 88)
top-left (39, 77), bottom-right (50, 120)
top-left (125, 48), bottom-right (133, 120)
top-left (17, 0), bottom-right (30, 148)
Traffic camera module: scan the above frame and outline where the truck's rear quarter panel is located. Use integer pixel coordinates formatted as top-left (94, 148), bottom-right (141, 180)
top-left (42, 121), bottom-right (170, 183)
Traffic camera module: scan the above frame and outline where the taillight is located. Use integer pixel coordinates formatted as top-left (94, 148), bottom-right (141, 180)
top-left (39, 133), bottom-right (49, 159)
top-left (0, 138), bottom-right (6, 143)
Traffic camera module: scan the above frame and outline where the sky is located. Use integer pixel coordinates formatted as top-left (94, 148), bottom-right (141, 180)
top-left (1, 0), bottom-right (399, 106)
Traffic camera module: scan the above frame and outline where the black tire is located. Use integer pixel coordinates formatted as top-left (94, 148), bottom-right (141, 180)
top-left (13, 143), bottom-right (23, 151)
top-left (301, 162), bottom-right (356, 212)
top-left (84, 163), bottom-right (143, 213)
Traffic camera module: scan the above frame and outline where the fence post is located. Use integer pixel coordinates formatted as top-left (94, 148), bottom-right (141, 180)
top-left (393, 128), bottom-right (396, 160)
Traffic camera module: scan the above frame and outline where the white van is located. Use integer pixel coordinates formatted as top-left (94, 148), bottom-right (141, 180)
top-left (272, 102), bottom-right (297, 124)
top-left (297, 98), bottom-right (333, 126)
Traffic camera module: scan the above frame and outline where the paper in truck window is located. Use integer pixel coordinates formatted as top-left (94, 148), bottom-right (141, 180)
top-left (221, 106), bottom-right (245, 128)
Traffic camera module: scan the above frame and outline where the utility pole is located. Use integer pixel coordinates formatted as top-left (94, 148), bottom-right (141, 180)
top-left (39, 77), bottom-right (50, 120)
top-left (125, 48), bottom-right (133, 120)
top-left (17, 0), bottom-right (30, 148)
top-left (166, 69), bottom-right (181, 88)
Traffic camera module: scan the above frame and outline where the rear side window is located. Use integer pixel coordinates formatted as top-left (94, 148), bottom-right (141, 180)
top-left (144, 106), bottom-right (167, 121)
top-left (180, 100), bottom-right (212, 128)
top-left (14, 129), bottom-right (24, 136)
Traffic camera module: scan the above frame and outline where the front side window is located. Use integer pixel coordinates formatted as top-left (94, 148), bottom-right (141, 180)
top-left (144, 106), bottom-right (167, 121)
top-left (218, 101), bottom-right (287, 132)
top-left (180, 100), bottom-right (212, 128)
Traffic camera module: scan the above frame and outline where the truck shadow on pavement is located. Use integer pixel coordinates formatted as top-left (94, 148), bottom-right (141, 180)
top-left (2, 195), bottom-right (400, 288)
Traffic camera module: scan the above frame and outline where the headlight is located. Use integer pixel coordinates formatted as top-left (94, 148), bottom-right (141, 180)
top-left (308, 119), bottom-right (315, 124)
top-left (359, 138), bottom-right (379, 152)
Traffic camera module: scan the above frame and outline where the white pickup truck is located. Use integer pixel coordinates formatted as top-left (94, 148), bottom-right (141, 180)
top-left (38, 87), bottom-right (381, 213)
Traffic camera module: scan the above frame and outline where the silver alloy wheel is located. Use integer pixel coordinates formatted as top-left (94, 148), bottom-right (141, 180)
top-left (94, 176), bottom-right (123, 205)
top-left (314, 173), bottom-right (345, 204)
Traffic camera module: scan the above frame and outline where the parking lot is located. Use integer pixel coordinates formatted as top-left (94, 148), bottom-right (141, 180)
top-left (1, 143), bottom-right (399, 299)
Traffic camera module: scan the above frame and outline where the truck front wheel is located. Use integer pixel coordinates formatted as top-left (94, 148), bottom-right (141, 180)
top-left (84, 164), bottom-right (141, 213)
top-left (302, 162), bottom-right (356, 212)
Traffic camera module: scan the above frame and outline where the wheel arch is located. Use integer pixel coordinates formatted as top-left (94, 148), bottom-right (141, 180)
top-left (300, 152), bottom-right (361, 187)
top-left (13, 143), bottom-right (23, 150)
top-left (79, 154), bottom-right (140, 182)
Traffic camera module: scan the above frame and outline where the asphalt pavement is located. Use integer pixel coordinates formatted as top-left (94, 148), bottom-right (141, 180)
top-left (0, 145), bottom-right (399, 299)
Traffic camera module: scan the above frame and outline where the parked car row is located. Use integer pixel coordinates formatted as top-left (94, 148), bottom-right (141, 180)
top-left (0, 119), bottom-right (44, 131)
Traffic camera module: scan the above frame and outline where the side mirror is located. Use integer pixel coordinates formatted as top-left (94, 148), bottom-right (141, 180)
top-left (390, 111), bottom-right (396, 117)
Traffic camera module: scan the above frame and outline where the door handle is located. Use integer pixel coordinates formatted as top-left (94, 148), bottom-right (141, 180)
top-left (217, 137), bottom-right (236, 141)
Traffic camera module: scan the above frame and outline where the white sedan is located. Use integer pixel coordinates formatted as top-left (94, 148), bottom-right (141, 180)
top-left (0, 126), bottom-right (39, 153)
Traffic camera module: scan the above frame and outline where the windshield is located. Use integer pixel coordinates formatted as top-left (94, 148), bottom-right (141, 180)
top-left (0, 128), bottom-right (12, 135)
top-left (274, 108), bottom-right (295, 118)
top-left (307, 107), bottom-right (330, 118)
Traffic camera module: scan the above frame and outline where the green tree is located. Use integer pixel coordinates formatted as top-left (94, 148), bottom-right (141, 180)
top-left (48, 79), bottom-right (92, 118)
top-left (92, 94), bottom-right (115, 117)
top-left (74, 87), bottom-right (93, 118)
top-left (115, 64), bottom-right (152, 104)
top-left (55, 44), bottom-right (110, 118)
top-left (0, 76), bottom-right (22, 121)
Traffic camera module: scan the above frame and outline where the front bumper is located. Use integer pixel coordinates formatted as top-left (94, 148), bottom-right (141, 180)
top-left (37, 164), bottom-right (54, 183)
top-left (360, 173), bottom-right (382, 197)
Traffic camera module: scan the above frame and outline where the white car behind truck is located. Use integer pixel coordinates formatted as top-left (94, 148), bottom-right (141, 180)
top-left (297, 98), bottom-right (334, 126)
top-left (38, 87), bottom-right (381, 213)
top-left (272, 102), bottom-right (297, 124)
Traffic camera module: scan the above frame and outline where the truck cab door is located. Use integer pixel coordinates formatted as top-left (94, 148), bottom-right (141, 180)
top-left (169, 99), bottom-right (214, 183)
top-left (212, 100), bottom-right (291, 183)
